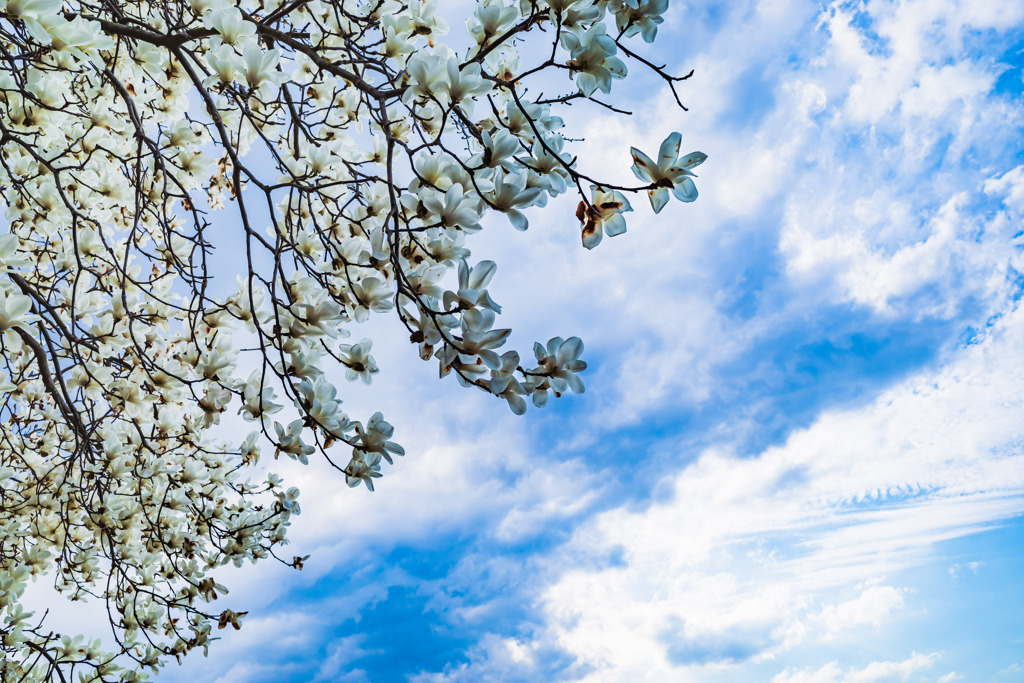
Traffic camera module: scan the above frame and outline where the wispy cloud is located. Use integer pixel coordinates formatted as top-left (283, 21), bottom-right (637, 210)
top-left (773, 651), bottom-right (941, 683)
top-left (521, 302), bottom-right (1023, 681)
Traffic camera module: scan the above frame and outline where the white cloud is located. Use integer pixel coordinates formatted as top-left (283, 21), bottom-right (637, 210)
top-left (409, 634), bottom-right (539, 683)
top-left (770, 0), bottom-right (1024, 319)
top-left (525, 300), bottom-right (1024, 681)
top-left (826, 0), bottom-right (1022, 124)
top-left (773, 652), bottom-right (939, 683)
top-left (815, 583), bottom-right (905, 640)
top-left (311, 635), bottom-right (379, 683)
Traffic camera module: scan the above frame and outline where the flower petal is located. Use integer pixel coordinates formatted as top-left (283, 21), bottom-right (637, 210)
top-left (604, 213), bottom-right (627, 237)
top-left (556, 336), bottom-right (584, 364)
top-left (469, 260), bottom-right (497, 289)
top-left (672, 176), bottom-right (698, 202)
top-left (630, 147), bottom-right (657, 183)
top-left (563, 372), bottom-right (585, 394)
top-left (658, 132), bottom-right (682, 167)
top-left (508, 209), bottom-right (529, 231)
top-left (649, 187), bottom-right (670, 213)
top-left (506, 393), bottom-right (527, 415)
top-left (676, 151), bottom-right (707, 170)
top-left (582, 217), bottom-right (603, 249)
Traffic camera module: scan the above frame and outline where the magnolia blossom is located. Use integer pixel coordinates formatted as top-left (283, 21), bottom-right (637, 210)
top-left (444, 259), bottom-right (502, 313)
top-left (205, 44), bottom-right (243, 86)
top-left (528, 336), bottom-right (588, 406)
top-left (206, 8), bottom-right (256, 47)
top-left (441, 58), bottom-right (492, 113)
top-left (421, 184), bottom-right (485, 231)
top-left (577, 185), bottom-right (634, 249)
top-left (485, 171), bottom-right (544, 230)
top-left (468, 1), bottom-right (519, 46)
top-left (242, 43), bottom-right (285, 92)
top-left (340, 339), bottom-right (380, 384)
top-left (0, 289), bottom-right (32, 333)
top-left (612, 0), bottom-right (669, 42)
top-left (561, 23), bottom-right (628, 96)
top-left (275, 419), bottom-right (316, 463)
top-left (631, 132), bottom-right (707, 212)
top-left (490, 350), bottom-right (529, 414)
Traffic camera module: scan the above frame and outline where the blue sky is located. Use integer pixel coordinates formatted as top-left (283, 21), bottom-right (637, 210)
top-left (149, 0), bottom-right (1024, 680)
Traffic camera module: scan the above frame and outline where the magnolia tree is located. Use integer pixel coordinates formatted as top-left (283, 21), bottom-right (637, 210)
top-left (0, 0), bottom-right (705, 678)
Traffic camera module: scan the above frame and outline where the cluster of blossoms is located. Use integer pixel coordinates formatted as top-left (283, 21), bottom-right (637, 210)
top-left (0, 0), bottom-right (703, 679)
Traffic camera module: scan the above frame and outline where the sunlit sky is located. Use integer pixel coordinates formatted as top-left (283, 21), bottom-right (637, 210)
top-left (149, 0), bottom-right (1024, 680)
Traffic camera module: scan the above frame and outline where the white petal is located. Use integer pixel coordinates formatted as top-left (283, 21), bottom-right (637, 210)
top-left (604, 213), bottom-right (628, 237)
top-left (556, 337), bottom-right (584, 364)
top-left (649, 187), bottom-right (670, 213)
top-left (672, 177), bottom-right (698, 202)
top-left (469, 260), bottom-right (497, 289)
top-left (508, 209), bottom-right (529, 231)
top-left (658, 132), bottom-right (682, 167)
top-left (564, 372), bottom-right (585, 394)
top-left (506, 393), bottom-right (527, 415)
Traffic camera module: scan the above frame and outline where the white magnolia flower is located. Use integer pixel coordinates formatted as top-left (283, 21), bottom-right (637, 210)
top-left (239, 370), bottom-right (283, 422)
top-left (421, 185), bottom-right (484, 232)
top-left (403, 301), bottom-right (455, 360)
top-left (351, 277), bottom-right (394, 322)
top-left (528, 336), bottom-right (586, 405)
top-left (292, 298), bottom-right (345, 337)
top-left (460, 307), bottom-right (511, 369)
top-left (0, 289), bottom-right (33, 332)
top-left (239, 432), bottom-right (261, 465)
top-left (630, 132), bottom-right (707, 212)
top-left (0, 371), bottom-right (16, 394)
top-left (339, 338), bottom-right (380, 384)
top-left (1, 0), bottom-right (63, 44)
top-left (506, 101), bottom-right (563, 143)
top-left (406, 263), bottom-right (447, 301)
top-left (195, 343), bottom-right (236, 380)
top-left (561, 23), bottom-right (627, 97)
top-left (612, 0), bottom-right (668, 43)
top-left (49, 17), bottom-right (115, 58)
top-left (345, 452), bottom-right (382, 490)
top-left (441, 58), bottom-right (492, 114)
top-left (298, 376), bottom-right (349, 434)
top-left (274, 419), bottom-right (315, 463)
top-left (489, 350), bottom-right (528, 414)
top-left (205, 8), bottom-right (257, 48)
top-left (403, 53), bottom-right (447, 104)
top-left (382, 26), bottom-right (415, 60)
top-left (485, 171), bottom-right (543, 230)
top-left (410, 153), bottom-right (456, 193)
top-left (474, 129), bottom-right (520, 171)
top-left (444, 259), bottom-right (501, 313)
top-left (198, 384), bottom-right (232, 426)
top-left (205, 44), bottom-right (244, 87)
top-left (408, 0), bottom-right (449, 41)
top-left (242, 43), bottom-right (284, 92)
top-left (577, 185), bottom-right (633, 249)
top-left (0, 233), bottom-right (28, 271)
top-left (467, 1), bottom-right (519, 46)
top-left (356, 411), bottom-right (405, 464)
top-left (529, 134), bottom-right (574, 195)
top-left (546, 0), bottom-right (602, 25)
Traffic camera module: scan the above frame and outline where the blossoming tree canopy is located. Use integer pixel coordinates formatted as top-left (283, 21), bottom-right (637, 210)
top-left (0, 0), bottom-right (704, 679)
